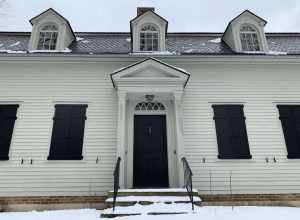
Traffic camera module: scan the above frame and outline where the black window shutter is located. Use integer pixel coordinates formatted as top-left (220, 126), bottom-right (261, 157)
top-left (213, 105), bottom-right (251, 159)
top-left (277, 105), bottom-right (300, 158)
top-left (48, 105), bottom-right (87, 160)
top-left (0, 105), bottom-right (19, 160)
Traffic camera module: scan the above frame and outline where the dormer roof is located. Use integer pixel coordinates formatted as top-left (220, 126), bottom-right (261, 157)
top-left (130, 8), bottom-right (168, 53)
top-left (221, 10), bottom-right (269, 53)
top-left (29, 8), bottom-right (75, 40)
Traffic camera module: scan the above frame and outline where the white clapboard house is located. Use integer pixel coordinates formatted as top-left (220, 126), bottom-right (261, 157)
top-left (0, 7), bottom-right (300, 208)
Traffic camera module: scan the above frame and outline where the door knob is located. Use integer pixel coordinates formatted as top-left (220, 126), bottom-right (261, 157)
top-left (148, 126), bottom-right (152, 135)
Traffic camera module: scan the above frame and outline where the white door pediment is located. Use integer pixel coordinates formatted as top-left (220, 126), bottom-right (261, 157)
top-left (111, 57), bottom-right (190, 88)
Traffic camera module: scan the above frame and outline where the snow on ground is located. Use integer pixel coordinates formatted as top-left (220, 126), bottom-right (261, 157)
top-left (0, 209), bottom-right (100, 220)
top-left (106, 205), bottom-right (300, 220)
top-left (0, 206), bottom-right (300, 220)
top-left (103, 203), bottom-right (196, 214)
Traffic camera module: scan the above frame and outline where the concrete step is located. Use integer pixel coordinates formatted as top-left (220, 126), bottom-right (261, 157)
top-left (105, 188), bottom-right (202, 208)
top-left (107, 188), bottom-right (199, 197)
top-left (101, 212), bottom-right (188, 218)
top-left (102, 202), bottom-right (198, 218)
top-left (106, 195), bottom-right (201, 205)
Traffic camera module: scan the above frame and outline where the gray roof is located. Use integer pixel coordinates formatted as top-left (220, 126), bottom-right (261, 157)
top-left (1, 32), bottom-right (300, 55)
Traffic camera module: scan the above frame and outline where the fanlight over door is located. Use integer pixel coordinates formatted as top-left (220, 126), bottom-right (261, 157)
top-left (135, 101), bottom-right (166, 111)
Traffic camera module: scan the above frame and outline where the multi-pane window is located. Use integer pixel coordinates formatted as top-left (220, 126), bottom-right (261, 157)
top-left (48, 105), bottom-right (88, 160)
top-left (140, 24), bottom-right (159, 51)
top-left (37, 24), bottom-right (58, 50)
top-left (212, 105), bottom-right (251, 159)
top-left (240, 25), bottom-right (260, 51)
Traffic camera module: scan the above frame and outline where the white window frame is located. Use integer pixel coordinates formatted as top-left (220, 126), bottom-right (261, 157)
top-left (37, 24), bottom-right (59, 50)
top-left (139, 24), bottom-right (159, 51)
top-left (239, 24), bottom-right (261, 52)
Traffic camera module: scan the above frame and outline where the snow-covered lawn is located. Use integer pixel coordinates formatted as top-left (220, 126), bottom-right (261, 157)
top-left (0, 209), bottom-right (100, 220)
top-left (0, 206), bottom-right (300, 220)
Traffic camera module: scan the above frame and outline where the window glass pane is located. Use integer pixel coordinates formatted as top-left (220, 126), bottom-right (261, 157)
top-left (240, 25), bottom-right (261, 51)
top-left (139, 24), bottom-right (159, 51)
top-left (37, 24), bottom-right (58, 50)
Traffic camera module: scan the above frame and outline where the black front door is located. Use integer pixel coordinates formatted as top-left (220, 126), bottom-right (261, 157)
top-left (133, 115), bottom-right (169, 188)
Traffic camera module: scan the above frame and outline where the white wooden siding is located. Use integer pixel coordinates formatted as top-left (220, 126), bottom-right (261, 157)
top-left (181, 62), bottom-right (300, 194)
top-left (0, 58), bottom-right (300, 196)
top-left (0, 61), bottom-right (132, 196)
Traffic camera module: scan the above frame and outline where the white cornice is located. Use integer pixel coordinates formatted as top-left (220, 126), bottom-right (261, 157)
top-left (1, 54), bottom-right (300, 64)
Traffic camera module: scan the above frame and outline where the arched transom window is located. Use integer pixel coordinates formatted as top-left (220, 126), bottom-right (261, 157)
top-left (140, 24), bottom-right (159, 51)
top-left (37, 24), bottom-right (58, 50)
top-left (239, 25), bottom-right (260, 51)
top-left (135, 101), bottom-right (165, 111)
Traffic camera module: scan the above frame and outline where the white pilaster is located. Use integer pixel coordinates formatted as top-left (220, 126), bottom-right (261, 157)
top-left (116, 90), bottom-right (127, 188)
top-left (173, 91), bottom-right (185, 187)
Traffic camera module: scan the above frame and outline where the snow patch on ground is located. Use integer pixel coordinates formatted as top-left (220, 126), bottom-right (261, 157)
top-left (104, 205), bottom-right (300, 220)
top-left (103, 203), bottom-right (194, 215)
top-left (209, 38), bottom-right (221, 43)
top-left (1, 206), bottom-right (300, 220)
top-left (0, 209), bottom-right (100, 220)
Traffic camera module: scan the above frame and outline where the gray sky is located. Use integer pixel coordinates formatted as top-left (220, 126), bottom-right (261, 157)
top-left (0, 0), bottom-right (299, 32)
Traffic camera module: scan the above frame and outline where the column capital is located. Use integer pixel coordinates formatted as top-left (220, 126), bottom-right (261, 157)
top-left (117, 90), bottom-right (127, 101)
top-left (173, 91), bottom-right (183, 102)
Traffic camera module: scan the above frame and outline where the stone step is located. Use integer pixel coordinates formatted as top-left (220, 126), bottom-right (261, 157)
top-left (107, 188), bottom-right (199, 197)
top-left (101, 212), bottom-right (188, 218)
top-left (101, 213), bottom-right (141, 218)
top-left (105, 195), bottom-right (202, 204)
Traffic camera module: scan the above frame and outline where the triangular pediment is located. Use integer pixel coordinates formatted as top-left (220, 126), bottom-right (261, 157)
top-left (130, 10), bottom-right (168, 26)
top-left (111, 57), bottom-right (189, 88)
top-left (230, 10), bottom-right (267, 26)
top-left (29, 8), bottom-right (75, 40)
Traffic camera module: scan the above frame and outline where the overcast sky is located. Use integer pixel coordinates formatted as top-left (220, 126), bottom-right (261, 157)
top-left (0, 0), bottom-right (299, 32)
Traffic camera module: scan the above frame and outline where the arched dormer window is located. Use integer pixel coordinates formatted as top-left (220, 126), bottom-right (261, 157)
top-left (37, 24), bottom-right (58, 50)
top-left (140, 24), bottom-right (159, 51)
top-left (239, 25), bottom-right (261, 51)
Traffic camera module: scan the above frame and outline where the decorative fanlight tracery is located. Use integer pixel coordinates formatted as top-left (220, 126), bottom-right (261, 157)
top-left (135, 101), bottom-right (166, 111)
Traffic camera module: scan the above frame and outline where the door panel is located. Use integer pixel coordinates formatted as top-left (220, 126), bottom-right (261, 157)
top-left (133, 115), bottom-right (169, 188)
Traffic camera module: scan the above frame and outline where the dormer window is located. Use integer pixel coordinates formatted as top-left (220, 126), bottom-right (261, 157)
top-left (37, 24), bottom-right (58, 50)
top-left (140, 24), bottom-right (159, 51)
top-left (239, 25), bottom-right (260, 51)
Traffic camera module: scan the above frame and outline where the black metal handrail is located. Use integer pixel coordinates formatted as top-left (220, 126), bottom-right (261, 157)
top-left (181, 157), bottom-right (194, 210)
top-left (112, 157), bottom-right (121, 211)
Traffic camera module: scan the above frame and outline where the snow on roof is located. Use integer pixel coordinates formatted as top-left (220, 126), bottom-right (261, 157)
top-left (8, 41), bottom-right (20, 47)
top-left (209, 38), bottom-right (221, 43)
